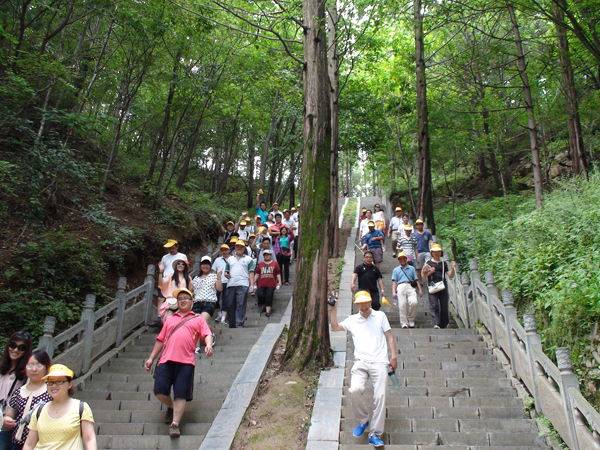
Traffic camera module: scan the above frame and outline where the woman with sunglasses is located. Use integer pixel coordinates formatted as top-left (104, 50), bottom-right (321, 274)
top-left (0, 332), bottom-right (32, 450)
top-left (157, 259), bottom-right (193, 322)
top-left (23, 364), bottom-right (96, 450)
top-left (2, 350), bottom-right (52, 450)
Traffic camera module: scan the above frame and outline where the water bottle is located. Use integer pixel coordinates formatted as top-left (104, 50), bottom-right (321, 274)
top-left (387, 366), bottom-right (401, 389)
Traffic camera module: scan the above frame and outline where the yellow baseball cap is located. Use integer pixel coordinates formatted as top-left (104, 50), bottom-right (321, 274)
top-left (220, 244), bottom-right (230, 250)
top-left (240, 220), bottom-right (247, 226)
top-left (42, 364), bottom-right (74, 380)
top-left (163, 239), bottom-right (178, 248)
top-left (404, 225), bottom-right (413, 230)
top-left (226, 221), bottom-right (235, 226)
top-left (362, 208), bottom-right (367, 212)
top-left (249, 234), bottom-right (256, 238)
top-left (297, 204), bottom-right (300, 208)
top-left (273, 202), bottom-right (278, 206)
top-left (431, 244), bottom-right (442, 252)
top-left (397, 252), bottom-right (407, 259)
top-left (416, 219), bottom-right (424, 224)
top-left (368, 221), bottom-right (375, 226)
top-left (245, 216), bottom-right (252, 221)
top-left (173, 288), bottom-right (193, 299)
top-left (354, 290), bottom-right (372, 304)
top-left (291, 207), bottom-right (297, 212)
top-left (255, 215), bottom-right (262, 221)
top-left (395, 207), bottom-right (402, 211)
top-left (234, 240), bottom-right (246, 247)
top-left (230, 236), bottom-right (239, 243)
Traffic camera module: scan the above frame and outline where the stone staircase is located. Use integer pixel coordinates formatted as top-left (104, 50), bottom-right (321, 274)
top-left (340, 197), bottom-right (548, 449)
top-left (76, 278), bottom-right (293, 449)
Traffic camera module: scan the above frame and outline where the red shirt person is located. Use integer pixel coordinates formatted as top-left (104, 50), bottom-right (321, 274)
top-left (144, 289), bottom-right (213, 438)
top-left (255, 250), bottom-right (282, 317)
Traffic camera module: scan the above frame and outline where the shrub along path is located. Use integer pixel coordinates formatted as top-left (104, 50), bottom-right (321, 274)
top-left (339, 197), bottom-right (548, 449)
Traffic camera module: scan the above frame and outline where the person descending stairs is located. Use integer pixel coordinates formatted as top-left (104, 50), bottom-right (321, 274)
top-left (339, 197), bottom-right (548, 449)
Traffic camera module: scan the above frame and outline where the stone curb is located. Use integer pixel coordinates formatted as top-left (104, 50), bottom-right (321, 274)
top-left (305, 198), bottom-right (360, 449)
top-left (198, 295), bottom-right (291, 450)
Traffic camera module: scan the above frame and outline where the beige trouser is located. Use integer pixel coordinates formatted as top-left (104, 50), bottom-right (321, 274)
top-left (391, 230), bottom-right (400, 255)
top-left (349, 360), bottom-right (388, 437)
top-left (398, 283), bottom-right (418, 326)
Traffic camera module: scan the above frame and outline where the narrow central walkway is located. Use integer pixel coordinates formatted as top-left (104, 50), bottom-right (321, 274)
top-left (340, 197), bottom-right (547, 449)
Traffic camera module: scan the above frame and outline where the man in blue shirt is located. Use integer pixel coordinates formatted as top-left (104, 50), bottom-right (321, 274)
top-left (414, 219), bottom-right (433, 283)
top-left (391, 252), bottom-right (422, 328)
top-left (361, 221), bottom-right (385, 268)
top-left (255, 190), bottom-right (269, 223)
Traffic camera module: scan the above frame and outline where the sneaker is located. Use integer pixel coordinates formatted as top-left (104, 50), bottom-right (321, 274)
top-left (261, 307), bottom-right (267, 315)
top-left (401, 324), bottom-right (409, 329)
top-left (369, 434), bottom-right (384, 448)
top-left (408, 321), bottom-right (415, 328)
top-left (265, 312), bottom-right (271, 317)
top-left (216, 311), bottom-right (222, 319)
top-left (220, 316), bottom-right (227, 324)
top-left (434, 325), bottom-right (440, 329)
top-left (169, 423), bottom-right (180, 438)
top-left (195, 347), bottom-right (202, 354)
top-left (164, 407), bottom-right (173, 424)
top-left (285, 281), bottom-right (289, 285)
top-left (353, 421), bottom-right (369, 437)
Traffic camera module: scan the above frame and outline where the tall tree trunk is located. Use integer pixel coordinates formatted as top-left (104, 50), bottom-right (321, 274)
top-left (260, 89), bottom-right (280, 193)
top-left (414, 0), bottom-right (435, 233)
top-left (508, 4), bottom-right (543, 209)
top-left (554, 6), bottom-right (588, 177)
top-left (247, 131), bottom-right (256, 209)
top-left (328, 3), bottom-right (340, 256)
top-left (283, 0), bottom-right (331, 371)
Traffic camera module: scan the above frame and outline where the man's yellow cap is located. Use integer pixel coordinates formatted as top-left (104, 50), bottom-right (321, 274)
top-left (164, 239), bottom-right (178, 248)
top-left (354, 290), bottom-right (372, 304)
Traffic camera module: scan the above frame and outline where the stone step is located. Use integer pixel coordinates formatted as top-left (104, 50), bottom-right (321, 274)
top-left (339, 417), bottom-right (537, 433)
top-left (96, 422), bottom-right (210, 435)
top-left (96, 434), bottom-right (203, 449)
top-left (341, 405), bottom-right (525, 420)
top-left (340, 430), bottom-right (542, 446)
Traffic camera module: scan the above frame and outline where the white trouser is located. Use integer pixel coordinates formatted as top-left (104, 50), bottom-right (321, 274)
top-left (398, 283), bottom-right (418, 326)
top-left (349, 360), bottom-right (388, 437)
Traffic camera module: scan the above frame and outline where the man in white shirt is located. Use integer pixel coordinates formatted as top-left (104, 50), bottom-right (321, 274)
top-left (330, 291), bottom-right (397, 448)
top-left (359, 210), bottom-right (373, 241)
top-left (212, 244), bottom-right (231, 323)
top-left (236, 220), bottom-right (250, 241)
top-left (224, 241), bottom-right (255, 328)
top-left (150, 239), bottom-right (187, 328)
top-left (387, 207), bottom-right (404, 258)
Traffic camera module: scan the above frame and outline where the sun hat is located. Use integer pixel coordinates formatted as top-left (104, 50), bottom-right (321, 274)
top-left (368, 221), bottom-right (375, 226)
top-left (395, 207), bottom-right (402, 211)
top-left (200, 256), bottom-right (212, 264)
top-left (404, 225), bottom-right (413, 230)
top-left (172, 259), bottom-right (189, 270)
top-left (291, 207), bottom-right (297, 212)
top-left (430, 244), bottom-right (442, 252)
top-left (173, 288), bottom-right (193, 299)
top-left (240, 220), bottom-right (247, 226)
top-left (397, 252), bottom-right (407, 259)
top-left (163, 239), bottom-right (178, 248)
top-left (234, 240), bottom-right (246, 247)
top-left (354, 291), bottom-right (372, 304)
top-left (220, 243), bottom-right (230, 250)
top-left (245, 216), bottom-right (252, 221)
top-left (230, 236), bottom-right (239, 243)
top-left (226, 221), bottom-right (235, 226)
top-left (42, 364), bottom-right (74, 380)
top-left (255, 215), bottom-right (262, 221)
top-left (415, 219), bottom-right (424, 224)
top-left (249, 234), bottom-right (256, 239)
top-left (273, 202), bottom-right (278, 206)
top-left (264, 249), bottom-right (273, 255)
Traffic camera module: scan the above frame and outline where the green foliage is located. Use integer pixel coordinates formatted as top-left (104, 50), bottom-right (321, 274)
top-left (436, 173), bottom-right (600, 404)
top-left (0, 231), bottom-right (109, 341)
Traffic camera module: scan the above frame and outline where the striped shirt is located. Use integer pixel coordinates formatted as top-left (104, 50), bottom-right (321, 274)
top-left (397, 235), bottom-right (418, 256)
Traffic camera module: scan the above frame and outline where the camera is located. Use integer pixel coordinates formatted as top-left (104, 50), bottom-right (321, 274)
top-left (327, 294), bottom-right (337, 306)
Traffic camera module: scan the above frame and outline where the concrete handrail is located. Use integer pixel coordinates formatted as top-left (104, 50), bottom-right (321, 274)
top-left (453, 257), bottom-right (600, 449)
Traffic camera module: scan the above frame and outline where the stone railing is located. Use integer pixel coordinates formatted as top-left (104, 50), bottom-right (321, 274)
top-left (37, 247), bottom-right (214, 377)
top-left (446, 257), bottom-right (600, 450)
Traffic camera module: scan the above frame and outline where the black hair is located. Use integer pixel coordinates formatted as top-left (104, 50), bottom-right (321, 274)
top-left (366, 209), bottom-right (372, 214)
top-left (172, 261), bottom-right (191, 287)
top-left (280, 226), bottom-right (289, 235)
top-left (30, 349), bottom-right (52, 373)
top-left (364, 251), bottom-right (374, 258)
top-left (66, 377), bottom-right (75, 397)
top-left (260, 201), bottom-right (266, 206)
top-left (275, 213), bottom-right (282, 218)
top-left (0, 331), bottom-right (33, 380)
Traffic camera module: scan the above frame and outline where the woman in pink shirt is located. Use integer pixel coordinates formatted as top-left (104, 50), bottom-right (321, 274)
top-left (157, 259), bottom-right (193, 321)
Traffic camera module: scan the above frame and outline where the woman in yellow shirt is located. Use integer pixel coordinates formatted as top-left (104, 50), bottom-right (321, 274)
top-left (23, 365), bottom-right (96, 450)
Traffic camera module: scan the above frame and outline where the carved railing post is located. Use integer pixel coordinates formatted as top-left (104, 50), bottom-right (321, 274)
top-left (81, 294), bottom-right (96, 374)
top-left (460, 273), bottom-right (470, 328)
top-left (556, 347), bottom-right (581, 450)
top-left (523, 313), bottom-right (543, 412)
top-left (115, 277), bottom-right (128, 346)
top-left (484, 271), bottom-right (499, 347)
top-left (502, 290), bottom-right (518, 377)
top-left (38, 316), bottom-right (56, 356)
top-left (469, 258), bottom-right (481, 324)
top-left (193, 252), bottom-right (201, 275)
top-left (144, 264), bottom-right (157, 325)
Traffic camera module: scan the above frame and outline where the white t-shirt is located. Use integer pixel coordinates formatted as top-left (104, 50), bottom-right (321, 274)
top-left (226, 254), bottom-right (255, 287)
top-left (161, 252), bottom-right (188, 279)
top-left (340, 310), bottom-right (391, 362)
top-left (283, 218), bottom-right (296, 230)
top-left (292, 212), bottom-right (299, 222)
top-left (373, 211), bottom-right (385, 223)
top-left (212, 256), bottom-right (229, 283)
top-left (237, 228), bottom-right (250, 241)
top-left (359, 219), bottom-right (372, 238)
top-left (389, 216), bottom-right (403, 232)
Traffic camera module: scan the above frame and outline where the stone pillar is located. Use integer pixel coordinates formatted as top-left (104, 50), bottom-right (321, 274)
top-left (556, 347), bottom-right (581, 450)
top-left (502, 290), bottom-right (518, 377)
top-left (81, 294), bottom-right (97, 374)
top-left (469, 258), bottom-right (481, 324)
top-left (484, 271), bottom-right (499, 347)
top-left (115, 277), bottom-right (128, 346)
top-left (523, 313), bottom-right (543, 413)
top-left (193, 252), bottom-right (201, 275)
top-left (38, 316), bottom-right (56, 356)
top-left (460, 272), bottom-right (470, 328)
top-left (144, 264), bottom-right (157, 325)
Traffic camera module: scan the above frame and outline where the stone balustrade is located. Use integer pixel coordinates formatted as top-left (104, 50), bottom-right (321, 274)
top-left (446, 257), bottom-right (600, 450)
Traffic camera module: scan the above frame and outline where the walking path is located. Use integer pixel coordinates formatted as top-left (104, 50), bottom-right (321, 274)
top-left (309, 196), bottom-right (548, 450)
top-left (76, 267), bottom-right (294, 449)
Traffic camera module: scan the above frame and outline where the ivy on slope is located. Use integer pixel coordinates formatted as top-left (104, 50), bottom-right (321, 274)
top-left (437, 173), bottom-right (600, 407)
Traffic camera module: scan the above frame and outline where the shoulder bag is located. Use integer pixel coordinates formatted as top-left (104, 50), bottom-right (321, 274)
top-left (427, 260), bottom-right (446, 294)
top-left (400, 267), bottom-right (419, 289)
top-left (150, 314), bottom-right (199, 378)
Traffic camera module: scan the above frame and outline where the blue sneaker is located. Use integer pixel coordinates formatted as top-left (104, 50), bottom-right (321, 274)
top-left (369, 434), bottom-right (384, 448)
top-left (353, 421), bottom-right (369, 437)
